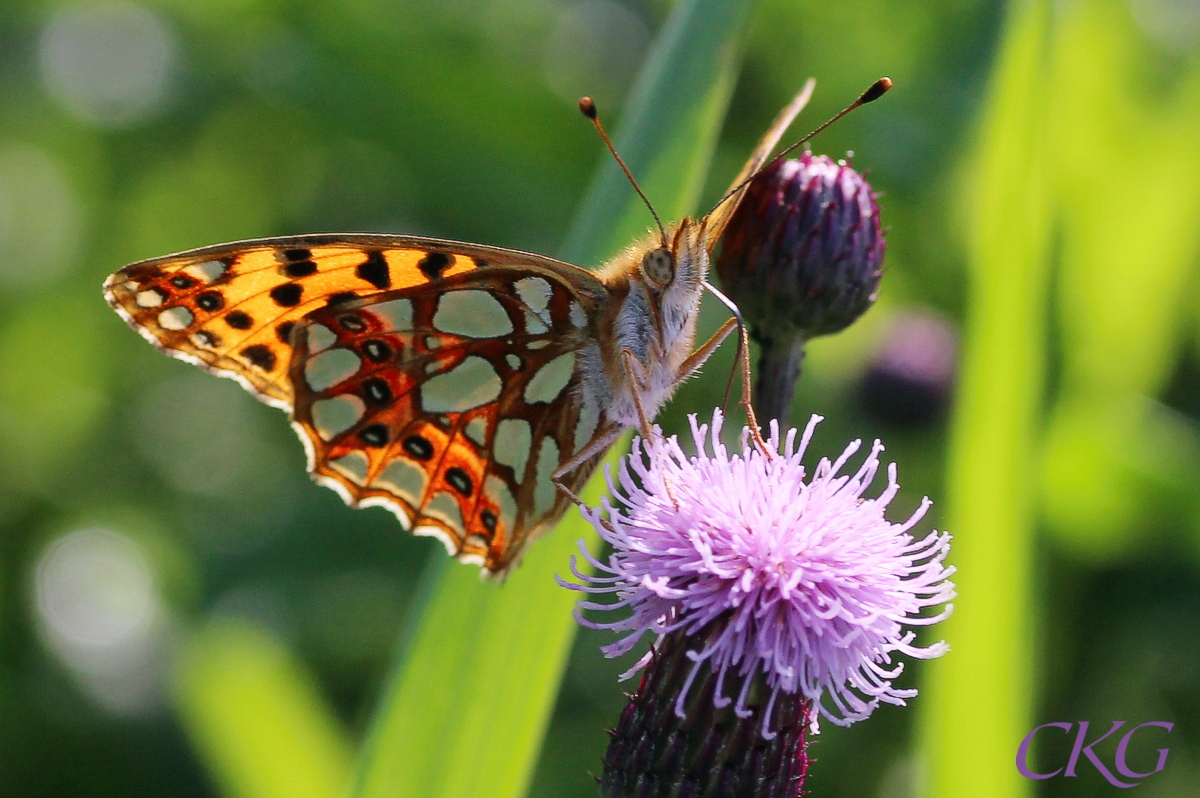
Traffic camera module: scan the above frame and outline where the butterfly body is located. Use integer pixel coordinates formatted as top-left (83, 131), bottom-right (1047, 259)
top-left (587, 219), bottom-right (707, 429)
top-left (104, 84), bottom-right (816, 575)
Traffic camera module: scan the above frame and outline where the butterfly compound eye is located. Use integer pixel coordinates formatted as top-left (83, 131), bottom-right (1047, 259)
top-left (641, 247), bottom-right (675, 287)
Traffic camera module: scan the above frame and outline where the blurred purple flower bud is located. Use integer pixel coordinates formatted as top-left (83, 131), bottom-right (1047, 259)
top-left (859, 310), bottom-right (958, 427)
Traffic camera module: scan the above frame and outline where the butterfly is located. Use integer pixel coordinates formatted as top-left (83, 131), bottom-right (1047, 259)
top-left (104, 84), bottom-right (817, 576)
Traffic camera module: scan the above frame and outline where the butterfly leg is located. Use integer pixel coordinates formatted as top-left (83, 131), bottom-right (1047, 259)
top-left (700, 280), bottom-right (771, 455)
top-left (551, 418), bottom-right (624, 506)
top-left (620, 348), bottom-right (656, 439)
top-left (619, 348), bottom-right (684, 508)
top-left (677, 316), bottom-right (738, 380)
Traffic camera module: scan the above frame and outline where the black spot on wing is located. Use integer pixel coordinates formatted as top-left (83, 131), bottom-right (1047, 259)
top-left (402, 434), bottom-right (434, 460)
top-left (270, 283), bottom-right (304, 307)
top-left (418, 252), bottom-right (451, 280)
top-left (362, 377), bottom-right (392, 406)
top-left (196, 291), bottom-right (224, 312)
top-left (338, 314), bottom-right (367, 333)
top-left (225, 311), bottom-right (253, 330)
top-left (362, 339), bottom-right (392, 363)
top-left (195, 330), bottom-right (221, 347)
top-left (357, 251), bottom-right (391, 289)
top-left (445, 467), bottom-right (473, 497)
top-left (242, 344), bottom-right (276, 371)
top-left (358, 424), bottom-right (389, 448)
top-left (327, 291), bottom-right (358, 306)
top-left (276, 321), bottom-right (296, 345)
top-left (282, 260), bottom-right (318, 278)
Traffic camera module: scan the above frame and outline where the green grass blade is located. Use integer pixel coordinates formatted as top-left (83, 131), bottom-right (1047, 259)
top-left (173, 621), bottom-right (354, 798)
top-left (561, 0), bottom-right (752, 264)
top-left (350, 2), bottom-right (755, 797)
top-left (917, 1), bottom-right (1051, 796)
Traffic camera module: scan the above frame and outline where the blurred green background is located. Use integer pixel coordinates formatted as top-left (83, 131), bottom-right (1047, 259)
top-left (1, 0), bottom-right (1199, 796)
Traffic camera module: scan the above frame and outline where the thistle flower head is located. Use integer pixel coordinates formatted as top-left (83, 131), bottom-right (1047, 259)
top-left (715, 153), bottom-right (885, 345)
top-left (565, 410), bottom-right (954, 732)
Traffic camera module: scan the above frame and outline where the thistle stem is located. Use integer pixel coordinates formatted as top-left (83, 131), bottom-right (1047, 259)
top-left (754, 336), bottom-right (807, 425)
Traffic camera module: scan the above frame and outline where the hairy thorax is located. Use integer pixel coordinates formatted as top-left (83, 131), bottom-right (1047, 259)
top-left (582, 223), bottom-right (707, 428)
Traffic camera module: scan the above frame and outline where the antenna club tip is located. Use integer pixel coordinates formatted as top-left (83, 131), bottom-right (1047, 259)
top-left (860, 77), bottom-right (893, 104)
top-left (579, 96), bottom-right (597, 119)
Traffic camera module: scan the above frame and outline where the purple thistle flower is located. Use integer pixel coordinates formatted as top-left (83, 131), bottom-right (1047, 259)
top-left (564, 410), bottom-right (955, 734)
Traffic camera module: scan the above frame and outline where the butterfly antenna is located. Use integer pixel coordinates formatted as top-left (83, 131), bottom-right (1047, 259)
top-left (580, 96), bottom-right (667, 247)
top-left (707, 77), bottom-right (893, 219)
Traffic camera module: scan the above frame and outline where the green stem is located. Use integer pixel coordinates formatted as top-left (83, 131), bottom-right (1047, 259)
top-left (753, 336), bottom-right (806, 426)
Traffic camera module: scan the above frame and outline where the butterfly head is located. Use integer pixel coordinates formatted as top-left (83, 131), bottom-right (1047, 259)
top-left (639, 246), bottom-right (674, 288)
top-left (635, 217), bottom-right (707, 304)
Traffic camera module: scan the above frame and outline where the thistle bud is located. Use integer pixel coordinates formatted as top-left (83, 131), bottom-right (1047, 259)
top-left (598, 627), bottom-right (811, 798)
top-left (716, 153), bottom-right (885, 422)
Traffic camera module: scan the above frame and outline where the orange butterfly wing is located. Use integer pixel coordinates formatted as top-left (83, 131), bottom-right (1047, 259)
top-left (105, 234), bottom-right (612, 574)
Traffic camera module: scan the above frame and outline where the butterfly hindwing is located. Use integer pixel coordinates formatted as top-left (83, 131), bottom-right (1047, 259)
top-left (289, 269), bottom-right (606, 572)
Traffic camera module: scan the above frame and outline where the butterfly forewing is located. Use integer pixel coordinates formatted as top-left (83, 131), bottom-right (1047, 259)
top-left (103, 234), bottom-right (598, 410)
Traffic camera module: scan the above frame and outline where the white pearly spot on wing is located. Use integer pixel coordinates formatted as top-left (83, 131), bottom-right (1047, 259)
top-left (187, 260), bottom-right (227, 284)
top-left (306, 323), bottom-right (337, 353)
top-left (330, 451), bottom-right (369, 482)
top-left (136, 289), bottom-right (164, 308)
top-left (421, 355), bottom-right (501, 412)
top-left (373, 298), bottom-right (413, 331)
top-left (424, 492), bottom-right (464, 532)
top-left (494, 418), bottom-right (532, 477)
top-left (305, 348), bottom-right (361, 391)
top-left (570, 301), bottom-right (586, 328)
top-left (523, 311), bottom-right (548, 335)
top-left (515, 277), bottom-right (552, 314)
top-left (312, 395), bottom-right (365, 440)
top-left (376, 458), bottom-right (427, 508)
top-left (158, 306), bottom-right (193, 329)
top-left (434, 290), bottom-right (512, 338)
top-left (533, 437), bottom-right (559, 516)
top-left (465, 416), bottom-right (488, 447)
top-left (524, 352), bottom-right (575, 404)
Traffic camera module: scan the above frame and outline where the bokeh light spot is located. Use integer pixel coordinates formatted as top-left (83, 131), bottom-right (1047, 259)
top-left (0, 144), bottom-right (83, 290)
top-left (34, 527), bottom-right (170, 715)
top-left (38, 2), bottom-right (179, 127)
